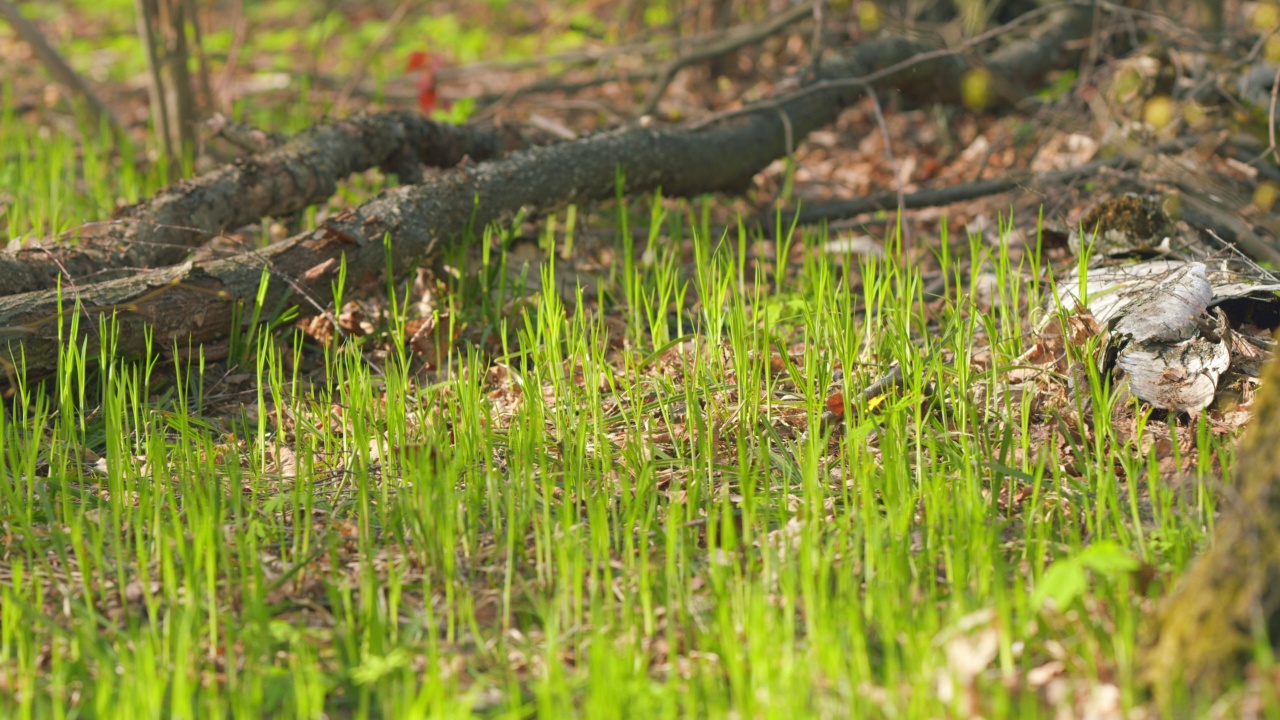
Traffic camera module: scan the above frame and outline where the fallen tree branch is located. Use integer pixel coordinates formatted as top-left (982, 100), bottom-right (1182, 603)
top-left (473, 3), bottom-right (816, 116)
top-left (692, 1), bottom-right (1089, 131)
top-left (0, 0), bottom-right (123, 135)
top-left (1178, 189), bottom-right (1280, 266)
top-left (777, 138), bottom-right (1280, 266)
top-left (0, 112), bottom-right (500, 297)
top-left (472, 69), bottom-right (660, 113)
top-left (776, 142), bottom-right (1169, 222)
top-left (1219, 133), bottom-right (1280, 183)
top-left (0, 6), bottom-right (1095, 387)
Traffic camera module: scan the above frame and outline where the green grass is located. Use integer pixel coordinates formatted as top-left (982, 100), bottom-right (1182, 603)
top-left (0, 107), bottom-right (1240, 717)
top-left (0, 7), bottom-right (1253, 713)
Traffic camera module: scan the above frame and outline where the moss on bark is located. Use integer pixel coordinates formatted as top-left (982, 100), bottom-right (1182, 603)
top-left (1142, 335), bottom-right (1280, 705)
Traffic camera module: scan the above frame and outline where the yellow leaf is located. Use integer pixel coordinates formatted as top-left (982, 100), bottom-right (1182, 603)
top-left (1183, 101), bottom-right (1209, 130)
top-left (1254, 2), bottom-right (1280, 31)
top-left (1255, 182), bottom-right (1280, 213)
top-left (1267, 35), bottom-right (1280, 64)
top-left (961, 68), bottom-right (993, 112)
top-left (1142, 96), bottom-right (1174, 129)
top-left (857, 2), bottom-right (880, 32)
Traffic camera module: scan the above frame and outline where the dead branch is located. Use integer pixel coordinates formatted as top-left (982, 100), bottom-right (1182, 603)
top-left (133, 0), bottom-right (180, 170)
top-left (471, 70), bottom-right (660, 114)
top-left (692, 2), bottom-right (1090, 131)
top-left (780, 138), bottom-right (1280, 266)
top-left (326, 11), bottom-right (810, 110)
top-left (771, 141), bottom-right (1146, 217)
top-left (1179, 191), bottom-right (1280, 266)
top-left (332, 0), bottom-right (417, 114)
top-left (0, 113), bottom-right (500, 297)
top-left (1220, 134), bottom-right (1280, 183)
top-left (0, 6), bottom-right (1095, 387)
top-left (205, 113), bottom-right (286, 155)
top-left (0, 0), bottom-right (123, 135)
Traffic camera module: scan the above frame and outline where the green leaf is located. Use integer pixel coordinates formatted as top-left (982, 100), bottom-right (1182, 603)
top-left (351, 648), bottom-right (412, 686)
top-left (1078, 541), bottom-right (1139, 575)
top-left (1035, 542), bottom-right (1138, 611)
top-left (1034, 558), bottom-right (1086, 610)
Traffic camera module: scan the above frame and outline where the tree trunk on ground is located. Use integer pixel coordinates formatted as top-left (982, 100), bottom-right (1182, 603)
top-left (0, 6), bottom-right (1093, 389)
top-left (0, 113), bottom-right (500, 297)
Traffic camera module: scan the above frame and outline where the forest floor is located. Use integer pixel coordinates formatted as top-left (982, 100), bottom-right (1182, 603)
top-left (2, 1), bottom-right (1279, 717)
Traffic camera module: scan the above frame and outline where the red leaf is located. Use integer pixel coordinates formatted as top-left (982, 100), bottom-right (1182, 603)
top-left (405, 50), bottom-right (429, 72)
top-left (404, 50), bottom-right (451, 114)
top-left (824, 390), bottom-right (845, 418)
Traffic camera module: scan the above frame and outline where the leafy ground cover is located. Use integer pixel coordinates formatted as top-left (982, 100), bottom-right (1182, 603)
top-left (1, 1), bottom-right (1273, 717)
top-left (0, 169), bottom-right (1235, 717)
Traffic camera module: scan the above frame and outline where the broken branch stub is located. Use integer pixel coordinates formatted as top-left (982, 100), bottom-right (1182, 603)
top-left (0, 112), bottom-right (501, 297)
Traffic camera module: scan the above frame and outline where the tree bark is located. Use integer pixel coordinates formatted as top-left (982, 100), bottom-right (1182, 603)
top-left (1140, 341), bottom-right (1280, 706)
top-left (0, 113), bottom-right (500, 297)
top-left (0, 6), bottom-right (1093, 388)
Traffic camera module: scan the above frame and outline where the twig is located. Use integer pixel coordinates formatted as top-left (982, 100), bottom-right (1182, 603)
top-left (1203, 229), bottom-right (1280, 285)
top-left (527, 113), bottom-right (578, 141)
top-left (473, 69), bottom-right (658, 114)
top-left (971, 130), bottom-right (1002, 182)
top-left (206, 113), bottom-right (285, 154)
top-left (183, 0), bottom-right (213, 111)
top-left (436, 29), bottom-right (688, 80)
top-left (773, 138), bottom-right (1196, 232)
top-left (1269, 65), bottom-right (1280, 166)
top-left (133, 0), bottom-right (177, 168)
top-left (864, 87), bottom-right (909, 250)
top-left (639, 0), bottom-right (816, 116)
top-left (326, 11), bottom-right (802, 109)
top-left (215, 0), bottom-right (247, 114)
top-left (806, 0), bottom-right (826, 81)
top-left (332, 0), bottom-right (417, 114)
top-left (1217, 134), bottom-right (1280, 184)
top-left (1175, 189), bottom-right (1280, 266)
top-left (0, 0), bottom-right (124, 135)
top-left (691, 1), bottom-right (1069, 131)
top-left (34, 245), bottom-right (101, 346)
top-left (1082, 0), bottom-right (1103, 80)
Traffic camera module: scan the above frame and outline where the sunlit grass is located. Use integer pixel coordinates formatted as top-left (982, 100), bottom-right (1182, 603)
top-left (0, 116), bottom-right (1237, 718)
top-left (0, 28), bottom-right (1247, 713)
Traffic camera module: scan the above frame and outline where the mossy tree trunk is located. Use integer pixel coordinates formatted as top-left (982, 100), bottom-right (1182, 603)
top-left (1142, 337), bottom-right (1280, 704)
